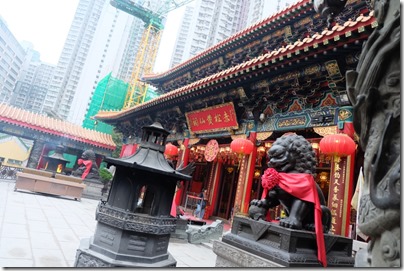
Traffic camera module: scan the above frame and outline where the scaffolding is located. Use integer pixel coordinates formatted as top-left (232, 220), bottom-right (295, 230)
top-left (82, 73), bottom-right (127, 134)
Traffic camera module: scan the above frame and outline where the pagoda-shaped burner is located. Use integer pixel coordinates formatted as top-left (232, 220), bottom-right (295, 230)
top-left (74, 122), bottom-right (193, 267)
top-left (43, 145), bottom-right (69, 173)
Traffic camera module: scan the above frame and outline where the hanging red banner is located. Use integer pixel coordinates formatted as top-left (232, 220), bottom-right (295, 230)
top-left (186, 102), bottom-right (239, 134)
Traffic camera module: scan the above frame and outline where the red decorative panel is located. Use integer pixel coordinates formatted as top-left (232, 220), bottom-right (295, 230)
top-left (185, 102), bottom-right (238, 134)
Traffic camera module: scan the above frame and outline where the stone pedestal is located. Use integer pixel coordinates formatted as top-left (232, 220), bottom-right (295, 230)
top-left (82, 179), bottom-right (107, 200)
top-left (213, 240), bottom-right (283, 267)
top-left (75, 237), bottom-right (176, 267)
top-left (215, 216), bottom-right (354, 267)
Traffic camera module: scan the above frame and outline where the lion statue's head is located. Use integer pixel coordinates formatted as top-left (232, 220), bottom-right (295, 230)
top-left (81, 149), bottom-right (96, 162)
top-left (267, 133), bottom-right (316, 175)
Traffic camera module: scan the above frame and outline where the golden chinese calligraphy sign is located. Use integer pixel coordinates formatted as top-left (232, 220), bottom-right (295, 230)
top-left (327, 155), bottom-right (352, 237)
top-left (204, 139), bottom-right (219, 162)
top-left (185, 102), bottom-right (239, 134)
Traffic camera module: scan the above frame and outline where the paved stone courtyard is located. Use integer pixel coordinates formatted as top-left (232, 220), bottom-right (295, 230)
top-left (0, 180), bottom-right (217, 268)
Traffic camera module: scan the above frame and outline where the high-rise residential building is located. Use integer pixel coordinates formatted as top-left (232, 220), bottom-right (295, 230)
top-left (9, 42), bottom-right (55, 113)
top-left (43, 0), bottom-right (162, 125)
top-left (170, 0), bottom-right (294, 68)
top-left (66, 2), bottom-right (135, 125)
top-left (246, 0), bottom-right (293, 27)
top-left (43, 0), bottom-right (107, 120)
top-left (9, 62), bottom-right (55, 113)
top-left (0, 16), bottom-right (26, 103)
top-left (170, 0), bottom-right (247, 67)
top-left (170, 5), bottom-right (194, 68)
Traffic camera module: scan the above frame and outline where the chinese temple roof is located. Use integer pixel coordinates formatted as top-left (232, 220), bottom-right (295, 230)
top-left (95, 12), bottom-right (375, 123)
top-left (144, 0), bottom-right (313, 82)
top-left (0, 103), bottom-right (116, 150)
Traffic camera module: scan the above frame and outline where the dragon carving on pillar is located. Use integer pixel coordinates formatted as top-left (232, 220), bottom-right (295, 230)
top-left (315, 0), bottom-right (400, 267)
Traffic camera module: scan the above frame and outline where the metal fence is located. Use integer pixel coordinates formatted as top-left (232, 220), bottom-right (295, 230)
top-left (0, 165), bottom-right (23, 180)
top-left (184, 192), bottom-right (203, 213)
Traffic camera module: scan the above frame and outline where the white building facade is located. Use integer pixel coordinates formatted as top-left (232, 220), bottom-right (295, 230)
top-left (246, 0), bottom-right (293, 27)
top-left (43, 0), bottom-right (107, 120)
top-left (9, 42), bottom-right (55, 113)
top-left (0, 16), bottom-right (26, 104)
top-left (170, 0), bottom-right (247, 68)
top-left (170, 0), bottom-right (293, 68)
top-left (42, 0), bottom-right (162, 125)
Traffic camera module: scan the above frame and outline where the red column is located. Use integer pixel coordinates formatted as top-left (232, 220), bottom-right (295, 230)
top-left (170, 138), bottom-right (190, 217)
top-left (241, 132), bottom-right (257, 213)
top-left (120, 143), bottom-right (138, 158)
top-left (208, 162), bottom-right (222, 218)
top-left (36, 144), bottom-right (51, 169)
top-left (326, 108), bottom-right (356, 237)
top-left (327, 153), bottom-right (355, 237)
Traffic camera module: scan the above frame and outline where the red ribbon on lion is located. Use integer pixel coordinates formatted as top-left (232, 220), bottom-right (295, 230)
top-left (261, 168), bottom-right (327, 267)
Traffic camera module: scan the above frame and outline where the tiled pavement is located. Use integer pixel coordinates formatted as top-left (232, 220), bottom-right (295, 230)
top-left (0, 180), bottom-right (218, 268)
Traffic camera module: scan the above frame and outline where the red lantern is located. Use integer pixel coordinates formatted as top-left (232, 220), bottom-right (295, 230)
top-left (164, 143), bottom-right (179, 157)
top-left (319, 133), bottom-right (356, 157)
top-left (230, 138), bottom-right (254, 155)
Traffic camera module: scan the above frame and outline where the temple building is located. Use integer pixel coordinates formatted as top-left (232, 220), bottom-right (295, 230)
top-left (95, 0), bottom-right (374, 238)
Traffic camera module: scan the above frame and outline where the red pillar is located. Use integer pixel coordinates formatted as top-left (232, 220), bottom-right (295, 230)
top-left (37, 144), bottom-right (51, 169)
top-left (120, 143), bottom-right (137, 158)
top-left (241, 132), bottom-right (257, 213)
top-left (170, 138), bottom-right (190, 217)
top-left (326, 106), bottom-right (356, 237)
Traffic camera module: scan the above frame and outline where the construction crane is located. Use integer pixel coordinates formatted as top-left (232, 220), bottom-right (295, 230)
top-left (110, 0), bottom-right (194, 109)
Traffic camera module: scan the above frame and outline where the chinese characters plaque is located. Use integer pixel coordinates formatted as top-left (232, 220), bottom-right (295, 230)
top-left (185, 102), bottom-right (239, 134)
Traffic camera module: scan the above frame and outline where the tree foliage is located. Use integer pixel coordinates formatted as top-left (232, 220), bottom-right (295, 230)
top-left (111, 130), bottom-right (123, 158)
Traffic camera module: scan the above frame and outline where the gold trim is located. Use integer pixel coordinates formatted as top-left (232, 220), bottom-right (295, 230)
top-left (188, 138), bottom-right (200, 145)
top-left (231, 134), bottom-right (247, 140)
top-left (256, 131), bottom-right (273, 141)
top-left (313, 126), bottom-right (337, 137)
top-left (341, 155), bottom-right (352, 236)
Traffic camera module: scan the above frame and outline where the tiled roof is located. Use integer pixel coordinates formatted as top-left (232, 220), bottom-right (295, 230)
top-left (0, 103), bottom-right (116, 150)
top-left (96, 12), bottom-right (375, 121)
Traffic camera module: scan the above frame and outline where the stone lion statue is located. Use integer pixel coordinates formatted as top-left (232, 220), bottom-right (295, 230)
top-left (249, 133), bottom-right (331, 233)
top-left (72, 149), bottom-right (100, 180)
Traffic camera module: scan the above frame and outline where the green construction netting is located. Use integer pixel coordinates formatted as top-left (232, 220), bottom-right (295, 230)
top-left (82, 73), bottom-right (127, 134)
top-left (82, 73), bottom-right (160, 134)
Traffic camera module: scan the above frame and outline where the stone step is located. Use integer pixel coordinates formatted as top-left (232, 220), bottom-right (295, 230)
top-left (200, 242), bottom-right (213, 250)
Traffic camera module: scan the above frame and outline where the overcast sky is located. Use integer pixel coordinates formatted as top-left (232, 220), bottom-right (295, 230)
top-left (0, 0), bottom-right (184, 72)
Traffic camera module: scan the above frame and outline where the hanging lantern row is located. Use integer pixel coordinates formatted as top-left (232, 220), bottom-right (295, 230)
top-left (319, 133), bottom-right (356, 157)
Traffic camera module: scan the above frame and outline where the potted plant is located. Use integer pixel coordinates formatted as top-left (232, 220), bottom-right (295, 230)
top-left (99, 167), bottom-right (113, 195)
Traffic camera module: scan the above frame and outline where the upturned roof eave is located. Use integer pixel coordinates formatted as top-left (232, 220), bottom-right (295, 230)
top-left (142, 0), bottom-right (311, 83)
top-left (95, 13), bottom-right (375, 123)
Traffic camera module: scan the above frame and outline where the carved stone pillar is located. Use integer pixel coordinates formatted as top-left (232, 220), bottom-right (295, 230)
top-left (344, 0), bottom-right (400, 267)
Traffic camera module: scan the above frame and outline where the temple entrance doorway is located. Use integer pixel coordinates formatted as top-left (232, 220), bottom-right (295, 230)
top-left (214, 165), bottom-right (238, 220)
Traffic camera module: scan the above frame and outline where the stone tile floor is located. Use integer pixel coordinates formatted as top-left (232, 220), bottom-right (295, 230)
top-left (0, 181), bottom-right (217, 268)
